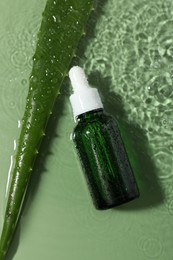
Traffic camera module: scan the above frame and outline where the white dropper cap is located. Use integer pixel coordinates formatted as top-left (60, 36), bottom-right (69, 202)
top-left (69, 66), bottom-right (103, 118)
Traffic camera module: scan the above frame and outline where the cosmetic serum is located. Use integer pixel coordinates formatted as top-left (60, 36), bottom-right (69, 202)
top-left (69, 66), bottom-right (139, 210)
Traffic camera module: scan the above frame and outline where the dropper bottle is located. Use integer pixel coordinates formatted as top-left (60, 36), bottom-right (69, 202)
top-left (69, 66), bottom-right (139, 210)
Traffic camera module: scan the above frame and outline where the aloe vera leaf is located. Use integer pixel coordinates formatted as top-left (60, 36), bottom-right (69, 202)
top-left (0, 0), bottom-right (93, 258)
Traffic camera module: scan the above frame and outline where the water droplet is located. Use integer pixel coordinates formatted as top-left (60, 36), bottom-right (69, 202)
top-left (30, 75), bottom-right (37, 84)
top-left (21, 78), bottom-right (27, 86)
top-left (18, 120), bottom-right (21, 128)
top-left (13, 140), bottom-right (17, 151)
top-left (52, 15), bottom-right (57, 22)
top-left (5, 155), bottom-right (14, 197)
top-left (8, 100), bottom-right (16, 109)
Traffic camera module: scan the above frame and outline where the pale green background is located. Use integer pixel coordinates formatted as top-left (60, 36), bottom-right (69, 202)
top-left (0, 0), bottom-right (173, 259)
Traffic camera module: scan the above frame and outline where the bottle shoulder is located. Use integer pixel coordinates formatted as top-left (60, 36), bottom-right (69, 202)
top-left (72, 111), bottom-right (119, 140)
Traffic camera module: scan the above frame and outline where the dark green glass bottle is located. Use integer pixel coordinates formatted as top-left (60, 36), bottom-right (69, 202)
top-left (69, 66), bottom-right (139, 210)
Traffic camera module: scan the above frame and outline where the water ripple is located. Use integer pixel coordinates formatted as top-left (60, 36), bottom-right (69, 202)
top-left (138, 237), bottom-right (163, 258)
top-left (151, 147), bottom-right (173, 179)
top-left (85, 0), bottom-right (173, 125)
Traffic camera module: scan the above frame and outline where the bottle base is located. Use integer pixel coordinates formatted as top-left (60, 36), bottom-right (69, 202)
top-left (95, 193), bottom-right (140, 210)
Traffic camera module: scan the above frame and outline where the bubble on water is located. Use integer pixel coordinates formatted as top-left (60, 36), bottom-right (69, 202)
top-left (151, 148), bottom-right (173, 179)
top-left (139, 237), bottom-right (163, 258)
top-left (11, 50), bottom-right (27, 68)
top-left (8, 100), bottom-right (16, 109)
top-left (21, 78), bottom-right (27, 86)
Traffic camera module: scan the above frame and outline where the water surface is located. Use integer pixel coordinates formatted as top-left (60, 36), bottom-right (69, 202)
top-left (0, 0), bottom-right (172, 259)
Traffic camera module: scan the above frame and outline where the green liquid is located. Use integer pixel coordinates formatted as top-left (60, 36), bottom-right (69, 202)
top-left (72, 109), bottom-right (139, 209)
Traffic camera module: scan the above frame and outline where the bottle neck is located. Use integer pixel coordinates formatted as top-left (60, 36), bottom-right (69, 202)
top-left (69, 66), bottom-right (104, 119)
top-left (76, 108), bottom-right (104, 123)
